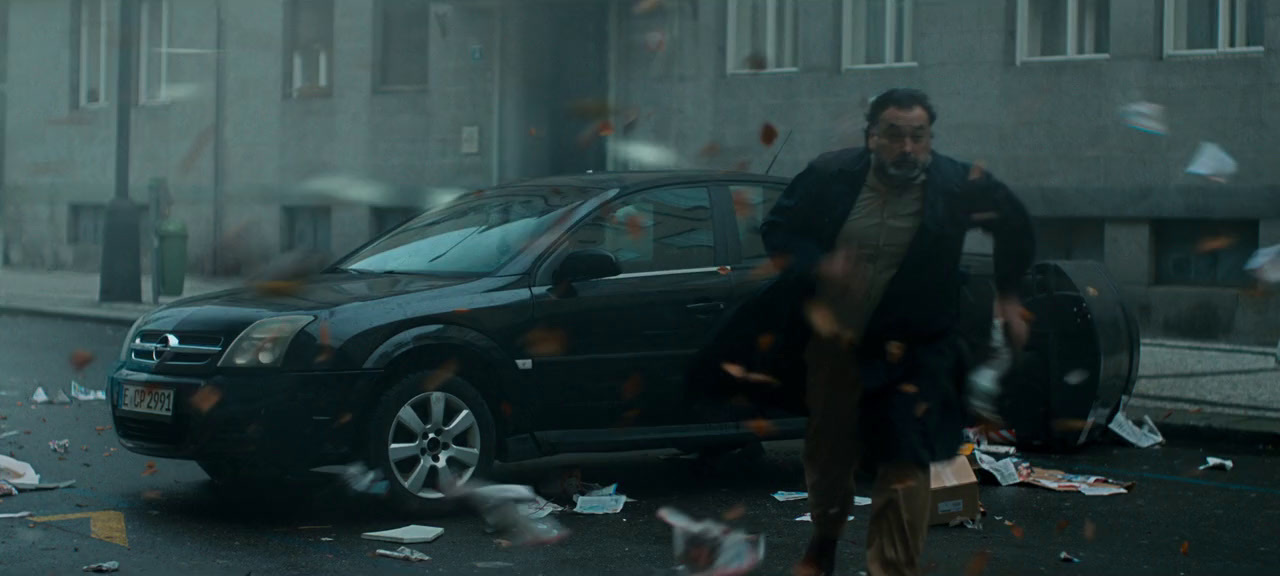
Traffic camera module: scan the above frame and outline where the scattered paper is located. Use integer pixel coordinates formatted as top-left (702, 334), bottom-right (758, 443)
top-left (452, 481), bottom-right (571, 546)
top-left (1199, 457), bottom-right (1233, 471)
top-left (1, 511), bottom-right (33, 519)
top-left (1185, 142), bottom-right (1237, 182)
top-left (1079, 485), bottom-right (1128, 496)
top-left (375, 546), bottom-right (430, 562)
top-left (573, 494), bottom-right (627, 514)
top-left (853, 496), bottom-right (872, 506)
top-left (0, 480), bottom-right (17, 496)
top-left (1244, 244), bottom-right (1280, 284)
top-left (977, 443), bottom-right (1017, 456)
top-left (516, 496), bottom-right (564, 519)
top-left (361, 525), bottom-right (444, 544)
top-left (31, 387), bottom-right (49, 404)
top-left (771, 491), bottom-right (807, 502)
top-left (0, 454), bottom-right (40, 486)
top-left (658, 507), bottom-right (765, 576)
top-left (949, 516), bottom-right (982, 530)
top-left (974, 451), bottom-right (1023, 487)
top-left (1063, 369), bottom-right (1089, 385)
top-left (0, 430), bottom-right (20, 439)
top-left (1059, 551), bottom-right (1080, 563)
top-left (82, 561), bottom-right (119, 573)
top-left (582, 483), bottom-right (618, 497)
top-left (1108, 409), bottom-right (1164, 448)
top-left (71, 381), bottom-right (107, 401)
top-left (794, 513), bottom-right (855, 522)
top-left (1118, 101), bottom-right (1167, 135)
top-left (333, 462), bottom-right (389, 495)
top-left (49, 439), bottom-right (70, 454)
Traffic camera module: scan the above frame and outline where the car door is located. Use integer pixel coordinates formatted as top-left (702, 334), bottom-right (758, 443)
top-left (723, 182), bottom-right (788, 306)
top-left (528, 186), bottom-right (733, 430)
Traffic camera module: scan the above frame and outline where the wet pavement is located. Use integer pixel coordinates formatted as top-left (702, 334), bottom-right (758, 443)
top-left (2, 313), bottom-right (1278, 575)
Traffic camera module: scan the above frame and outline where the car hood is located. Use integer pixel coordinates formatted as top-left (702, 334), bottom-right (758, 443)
top-left (139, 273), bottom-right (487, 333)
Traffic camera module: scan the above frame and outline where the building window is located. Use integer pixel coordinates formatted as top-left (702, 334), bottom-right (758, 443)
top-left (69, 204), bottom-right (106, 245)
top-left (1153, 220), bottom-right (1258, 287)
top-left (842, 0), bottom-right (913, 68)
top-left (285, 0), bottom-right (334, 98)
top-left (76, 0), bottom-right (110, 107)
top-left (376, 0), bottom-right (430, 90)
top-left (1164, 0), bottom-right (1264, 56)
top-left (1016, 0), bottom-right (1110, 63)
top-left (726, 0), bottom-right (798, 73)
top-left (138, 0), bottom-right (169, 104)
top-left (283, 206), bottom-right (333, 252)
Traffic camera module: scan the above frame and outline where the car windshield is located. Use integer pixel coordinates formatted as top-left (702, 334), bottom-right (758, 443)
top-left (333, 187), bottom-right (601, 275)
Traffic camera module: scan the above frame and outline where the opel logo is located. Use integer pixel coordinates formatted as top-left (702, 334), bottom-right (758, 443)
top-left (152, 333), bottom-right (179, 363)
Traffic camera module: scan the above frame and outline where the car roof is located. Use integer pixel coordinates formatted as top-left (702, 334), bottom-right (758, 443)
top-left (494, 170), bottom-right (792, 193)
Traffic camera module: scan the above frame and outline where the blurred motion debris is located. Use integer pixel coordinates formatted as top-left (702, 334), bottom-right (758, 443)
top-left (69, 349), bottom-right (95, 372)
top-left (81, 561), bottom-right (120, 573)
top-left (0, 510), bottom-right (32, 518)
top-left (361, 525), bottom-right (444, 544)
top-left (374, 546), bottom-right (430, 562)
top-left (1118, 101), bottom-right (1167, 135)
top-left (1244, 244), bottom-right (1280, 284)
top-left (657, 506), bottom-right (764, 576)
top-left (1059, 551), bottom-right (1080, 563)
top-left (1198, 457), bottom-right (1233, 471)
top-left (1184, 142), bottom-right (1237, 182)
top-left (771, 491), bottom-right (807, 502)
top-left (453, 482), bottom-right (571, 546)
top-left (794, 513), bottom-right (854, 522)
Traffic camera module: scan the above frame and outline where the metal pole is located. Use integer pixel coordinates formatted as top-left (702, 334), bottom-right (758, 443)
top-left (99, 0), bottom-right (142, 302)
top-left (212, 0), bottom-right (225, 274)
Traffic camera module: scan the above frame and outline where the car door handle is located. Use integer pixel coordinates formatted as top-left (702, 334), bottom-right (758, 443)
top-left (686, 302), bottom-right (725, 314)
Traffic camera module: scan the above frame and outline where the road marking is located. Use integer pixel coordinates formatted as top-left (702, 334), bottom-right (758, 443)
top-left (30, 510), bottom-right (129, 548)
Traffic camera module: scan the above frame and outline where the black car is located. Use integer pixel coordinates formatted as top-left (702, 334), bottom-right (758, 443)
top-left (109, 170), bottom-right (1138, 507)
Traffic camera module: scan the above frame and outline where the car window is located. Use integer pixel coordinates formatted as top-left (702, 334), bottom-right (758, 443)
top-left (731, 184), bottom-right (785, 261)
top-left (559, 187), bottom-right (714, 274)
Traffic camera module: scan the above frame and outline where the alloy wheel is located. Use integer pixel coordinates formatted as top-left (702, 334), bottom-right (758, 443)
top-left (385, 391), bottom-right (482, 499)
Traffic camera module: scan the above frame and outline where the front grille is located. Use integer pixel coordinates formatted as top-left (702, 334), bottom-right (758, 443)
top-left (130, 332), bottom-right (224, 366)
top-left (116, 416), bottom-right (186, 446)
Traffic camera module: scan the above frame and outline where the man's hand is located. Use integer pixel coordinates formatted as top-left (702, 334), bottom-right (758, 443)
top-left (995, 295), bottom-right (1030, 350)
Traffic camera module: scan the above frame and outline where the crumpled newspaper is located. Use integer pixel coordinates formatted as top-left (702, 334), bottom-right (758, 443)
top-left (82, 561), bottom-right (120, 573)
top-left (375, 546), bottom-right (430, 562)
top-left (657, 507), bottom-right (764, 576)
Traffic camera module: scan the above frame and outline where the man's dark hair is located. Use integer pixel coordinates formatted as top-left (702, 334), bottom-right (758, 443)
top-left (864, 88), bottom-right (937, 138)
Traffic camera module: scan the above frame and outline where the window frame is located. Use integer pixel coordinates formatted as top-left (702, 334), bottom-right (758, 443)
top-left (1015, 0), bottom-right (1111, 65)
top-left (1162, 0), bottom-right (1264, 58)
top-left (725, 0), bottom-right (800, 75)
top-left (137, 0), bottom-right (170, 105)
top-left (841, 0), bottom-right (917, 71)
top-left (77, 0), bottom-right (110, 108)
top-left (373, 0), bottom-right (431, 92)
top-left (284, 0), bottom-right (335, 99)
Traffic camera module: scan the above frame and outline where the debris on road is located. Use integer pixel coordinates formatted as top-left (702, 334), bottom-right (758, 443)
top-left (1059, 551), bottom-right (1080, 563)
top-left (324, 461), bottom-right (389, 495)
top-left (772, 491), bottom-right (806, 501)
top-left (49, 439), bottom-right (70, 454)
top-left (971, 451), bottom-right (1131, 495)
top-left (1199, 457), bottom-right (1233, 471)
top-left (973, 451), bottom-right (1024, 487)
top-left (374, 546), bottom-right (430, 562)
top-left (929, 456), bottom-right (981, 525)
top-left (0, 430), bottom-right (20, 439)
top-left (454, 482), bottom-right (571, 546)
top-left (30, 387), bottom-right (48, 404)
top-left (0, 480), bottom-right (17, 496)
top-left (657, 506), bottom-right (765, 576)
top-left (81, 561), bottom-right (119, 573)
top-left (516, 496), bottom-right (564, 519)
top-left (361, 525), bottom-right (444, 544)
top-left (949, 516), bottom-right (982, 530)
top-left (794, 513), bottom-right (854, 522)
top-left (1107, 408), bottom-right (1164, 448)
top-left (854, 496), bottom-right (871, 506)
top-left (0, 454), bottom-right (40, 486)
top-left (1, 511), bottom-right (33, 518)
top-left (71, 381), bottom-right (107, 402)
top-left (963, 426), bottom-right (1016, 446)
top-left (573, 494), bottom-right (627, 514)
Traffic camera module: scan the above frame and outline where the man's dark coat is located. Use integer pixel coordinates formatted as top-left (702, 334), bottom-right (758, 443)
top-left (688, 147), bottom-right (1035, 466)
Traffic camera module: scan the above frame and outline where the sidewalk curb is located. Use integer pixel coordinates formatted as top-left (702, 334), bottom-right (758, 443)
top-left (1127, 407), bottom-right (1280, 446)
top-left (0, 302), bottom-right (143, 326)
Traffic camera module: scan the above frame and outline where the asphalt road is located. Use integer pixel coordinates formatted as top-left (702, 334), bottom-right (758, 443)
top-left (2, 313), bottom-right (1278, 576)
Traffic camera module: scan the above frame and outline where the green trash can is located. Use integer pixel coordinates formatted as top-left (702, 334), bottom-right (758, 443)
top-left (156, 218), bottom-right (188, 296)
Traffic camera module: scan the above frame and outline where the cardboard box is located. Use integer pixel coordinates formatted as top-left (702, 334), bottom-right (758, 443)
top-left (928, 456), bottom-right (980, 526)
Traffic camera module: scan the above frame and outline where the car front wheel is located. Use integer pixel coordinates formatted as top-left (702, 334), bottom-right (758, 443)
top-left (369, 370), bottom-right (496, 509)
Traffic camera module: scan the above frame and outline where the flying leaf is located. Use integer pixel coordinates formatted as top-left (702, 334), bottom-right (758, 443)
top-left (699, 142), bottom-right (722, 158)
top-left (622, 374), bottom-right (644, 400)
top-left (1083, 519), bottom-right (1097, 541)
top-left (756, 333), bottom-right (776, 352)
top-left (899, 383), bottom-right (919, 395)
top-left (1055, 519), bottom-right (1070, 534)
top-left (885, 341), bottom-right (905, 364)
top-left (721, 503), bottom-right (747, 521)
top-left (964, 550), bottom-right (990, 576)
top-left (70, 349), bottom-right (95, 372)
top-left (745, 418), bottom-right (777, 438)
top-left (523, 327), bottom-right (568, 357)
top-left (189, 386), bottom-right (223, 415)
top-left (597, 121), bottom-right (615, 137)
top-left (423, 358), bottom-right (459, 391)
top-left (1180, 540), bottom-right (1190, 556)
top-left (1194, 235), bottom-right (1237, 254)
top-left (142, 461), bottom-right (158, 477)
top-left (731, 188), bottom-right (755, 218)
top-left (761, 123), bottom-right (779, 147)
top-left (1010, 523), bottom-right (1025, 540)
top-left (626, 213), bottom-right (646, 239)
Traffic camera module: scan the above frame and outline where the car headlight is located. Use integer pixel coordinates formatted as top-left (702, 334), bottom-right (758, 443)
top-left (119, 315), bottom-right (148, 362)
top-left (218, 315), bottom-right (315, 368)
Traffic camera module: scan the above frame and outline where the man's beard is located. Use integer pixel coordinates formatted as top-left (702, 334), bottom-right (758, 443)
top-left (874, 154), bottom-right (929, 185)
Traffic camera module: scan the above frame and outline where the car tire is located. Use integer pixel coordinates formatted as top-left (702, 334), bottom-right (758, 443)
top-left (368, 370), bottom-right (497, 511)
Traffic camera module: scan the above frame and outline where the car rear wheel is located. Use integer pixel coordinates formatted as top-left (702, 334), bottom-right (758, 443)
top-left (369, 371), bottom-right (496, 509)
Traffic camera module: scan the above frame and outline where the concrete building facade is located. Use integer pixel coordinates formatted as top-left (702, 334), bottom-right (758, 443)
top-left (1, 0), bottom-right (1277, 344)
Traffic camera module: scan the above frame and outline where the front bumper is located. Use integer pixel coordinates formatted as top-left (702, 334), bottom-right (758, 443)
top-left (108, 366), bottom-right (384, 468)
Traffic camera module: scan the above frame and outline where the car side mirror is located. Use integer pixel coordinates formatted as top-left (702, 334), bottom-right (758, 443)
top-left (553, 248), bottom-right (621, 285)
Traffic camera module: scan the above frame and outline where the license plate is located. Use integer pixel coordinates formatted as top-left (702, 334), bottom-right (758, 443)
top-left (120, 384), bottom-right (175, 416)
